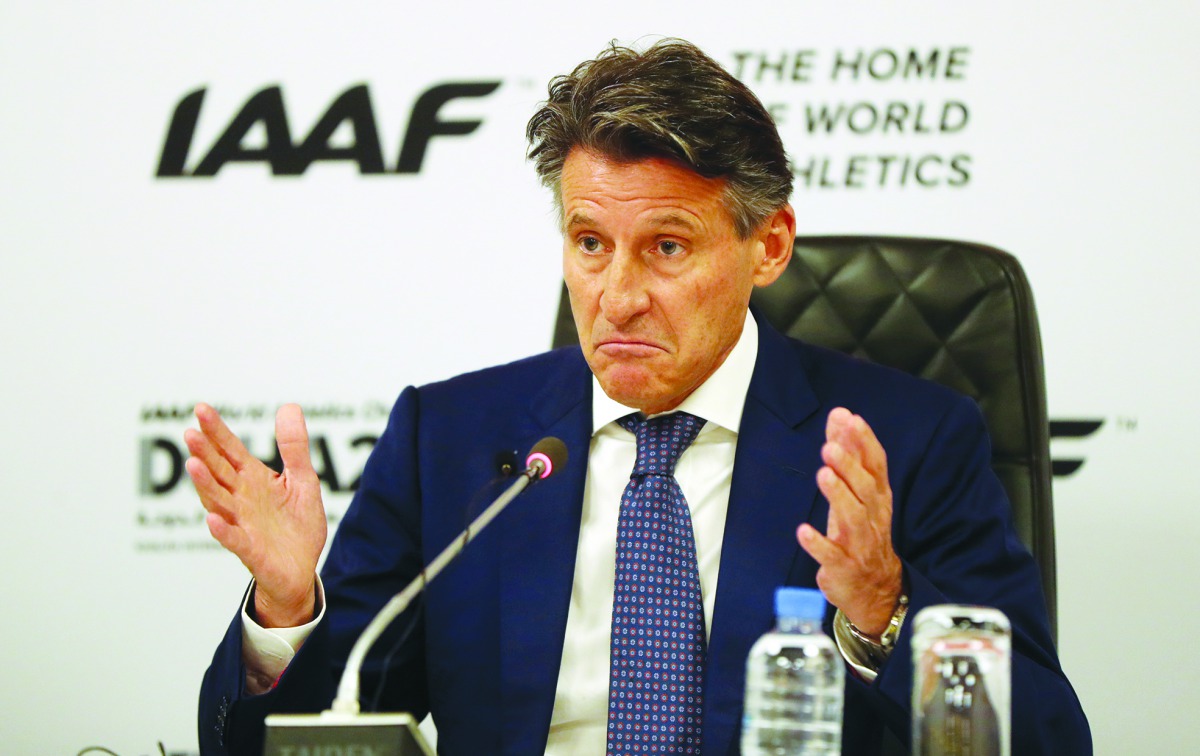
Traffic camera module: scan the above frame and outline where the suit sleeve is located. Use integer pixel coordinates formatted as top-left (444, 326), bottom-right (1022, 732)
top-left (845, 393), bottom-right (1092, 755)
top-left (198, 387), bottom-right (429, 755)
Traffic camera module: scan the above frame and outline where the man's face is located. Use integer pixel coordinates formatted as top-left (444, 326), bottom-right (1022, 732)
top-left (561, 148), bottom-right (792, 414)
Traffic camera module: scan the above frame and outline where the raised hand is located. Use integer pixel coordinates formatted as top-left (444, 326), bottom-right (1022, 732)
top-left (184, 402), bottom-right (327, 628)
top-left (797, 407), bottom-right (903, 638)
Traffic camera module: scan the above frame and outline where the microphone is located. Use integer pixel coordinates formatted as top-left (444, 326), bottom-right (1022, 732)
top-left (525, 436), bottom-right (568, 480)
top-left (328, 437), bottom-right (567, 715)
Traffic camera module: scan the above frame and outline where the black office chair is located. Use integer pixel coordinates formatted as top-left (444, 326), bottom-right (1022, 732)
top-left (551, 236), bottom-right (1057, 639)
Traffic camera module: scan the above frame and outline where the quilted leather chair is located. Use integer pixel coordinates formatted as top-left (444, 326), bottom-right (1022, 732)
top-left (551, 236), bottom-right (1057, 638)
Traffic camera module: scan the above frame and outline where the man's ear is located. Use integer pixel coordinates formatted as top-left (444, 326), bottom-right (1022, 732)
top-left (752, 204), bottom-right (796, 288)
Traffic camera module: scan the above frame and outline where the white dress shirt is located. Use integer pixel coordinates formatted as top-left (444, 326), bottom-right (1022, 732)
top-left (544, 313), bottom-right (758, 753)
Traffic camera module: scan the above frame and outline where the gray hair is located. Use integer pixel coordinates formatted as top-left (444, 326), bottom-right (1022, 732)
top-left (526, 39), bottom-right (793, 239)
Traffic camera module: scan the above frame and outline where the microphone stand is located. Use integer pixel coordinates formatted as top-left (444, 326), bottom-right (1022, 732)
top-left (263, 438), bottom-right (565, 756)
top-left (331, 457), bottom-right (549, 713)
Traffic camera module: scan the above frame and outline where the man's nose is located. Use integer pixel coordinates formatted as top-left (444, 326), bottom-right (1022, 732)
top-left (599, 248), bottom-right (651, 325)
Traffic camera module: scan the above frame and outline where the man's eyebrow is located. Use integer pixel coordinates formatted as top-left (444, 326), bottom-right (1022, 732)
top-left (647, 213), bottom-right (701, 232)
top-left (564, 211), bottom-right (596, 230)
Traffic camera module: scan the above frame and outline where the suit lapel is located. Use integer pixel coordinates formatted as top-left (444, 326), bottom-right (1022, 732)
top-left (498, 349), bottom-right (593, 753)
top-left (703, 320), bottom-right (829, 755)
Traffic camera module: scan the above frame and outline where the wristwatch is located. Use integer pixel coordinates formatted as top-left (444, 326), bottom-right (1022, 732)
top-left (847, 593), bottom-right (909, 665)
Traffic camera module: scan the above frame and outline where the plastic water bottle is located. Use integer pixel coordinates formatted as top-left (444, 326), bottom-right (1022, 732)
top-left (741, 587), bottom-right (844, 755)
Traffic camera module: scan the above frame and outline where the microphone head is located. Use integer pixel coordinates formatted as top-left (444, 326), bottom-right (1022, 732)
top-left (525, 436), bottom-right (568, 480)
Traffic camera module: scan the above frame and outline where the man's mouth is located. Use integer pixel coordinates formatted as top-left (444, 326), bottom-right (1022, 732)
top-left (595, 338), bottom-right (665, 358)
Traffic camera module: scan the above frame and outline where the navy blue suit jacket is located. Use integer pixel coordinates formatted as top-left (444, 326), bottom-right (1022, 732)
top-left (200, 317), bottom-right (1090, 754)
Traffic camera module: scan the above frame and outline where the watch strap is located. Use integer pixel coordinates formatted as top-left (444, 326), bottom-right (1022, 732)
top-left (846, 593), bottom-right (909, 665)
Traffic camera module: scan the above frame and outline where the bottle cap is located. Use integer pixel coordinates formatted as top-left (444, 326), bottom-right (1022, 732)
top-left (775, 587), bottom-right (827, 621)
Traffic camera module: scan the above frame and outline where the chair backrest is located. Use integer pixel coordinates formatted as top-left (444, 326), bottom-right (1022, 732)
top-left (551, 235), bottom-right (1057, 638)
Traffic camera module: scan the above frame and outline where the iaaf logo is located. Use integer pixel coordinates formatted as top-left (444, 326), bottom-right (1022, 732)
top-left (156, 81), bottom-right (500, 177)
top-left (1049, 418), bottom-right (1106, 477)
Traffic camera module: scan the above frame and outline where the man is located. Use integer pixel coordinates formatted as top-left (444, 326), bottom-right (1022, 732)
top-left (190, 40), bottom-right (1090, 754)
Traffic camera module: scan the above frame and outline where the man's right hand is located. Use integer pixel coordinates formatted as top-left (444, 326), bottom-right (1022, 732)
top-left (184, 402), bottom-right (327, 628)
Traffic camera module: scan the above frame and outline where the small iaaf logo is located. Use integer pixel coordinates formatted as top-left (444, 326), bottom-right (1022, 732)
top-left (137, 402), bottom-right (390, 498)
top-left (1049, 418), bottom-right (1106, 477)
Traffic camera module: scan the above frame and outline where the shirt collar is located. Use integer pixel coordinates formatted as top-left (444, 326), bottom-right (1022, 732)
top-left (590, 310), bottom-right (759, 435)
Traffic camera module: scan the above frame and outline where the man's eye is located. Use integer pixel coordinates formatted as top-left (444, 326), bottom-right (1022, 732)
top-left (579, 236), bottom-right (602, 252)
top-left (658, 240), bottom-right (681, 256)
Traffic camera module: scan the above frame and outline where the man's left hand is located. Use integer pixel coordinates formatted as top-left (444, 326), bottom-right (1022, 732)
top-left (797, 407), bottom-right (903, 638)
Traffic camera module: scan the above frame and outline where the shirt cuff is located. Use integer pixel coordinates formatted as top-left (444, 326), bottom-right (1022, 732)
top-left (833, 608), bottom-right (882, 683)
top-left (240, 576), bottom-right (326, 695)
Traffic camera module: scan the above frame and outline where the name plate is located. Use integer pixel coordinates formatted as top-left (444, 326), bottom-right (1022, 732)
top-left (264, 711), bottom-right (434, 756)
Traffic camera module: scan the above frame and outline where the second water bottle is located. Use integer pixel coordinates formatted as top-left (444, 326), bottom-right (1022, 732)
top-left (741, 587), bottom-right (844, 756)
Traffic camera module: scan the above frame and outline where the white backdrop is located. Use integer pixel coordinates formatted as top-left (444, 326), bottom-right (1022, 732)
top-left (2, 2), bottom-right (1197, 753)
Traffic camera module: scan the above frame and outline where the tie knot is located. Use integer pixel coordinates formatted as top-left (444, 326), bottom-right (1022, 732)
top-left (618, 411), bottom-right (705, 477)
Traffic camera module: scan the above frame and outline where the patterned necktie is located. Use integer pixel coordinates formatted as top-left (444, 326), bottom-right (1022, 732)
top-left (607, 411), bottom-right (707, 755)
